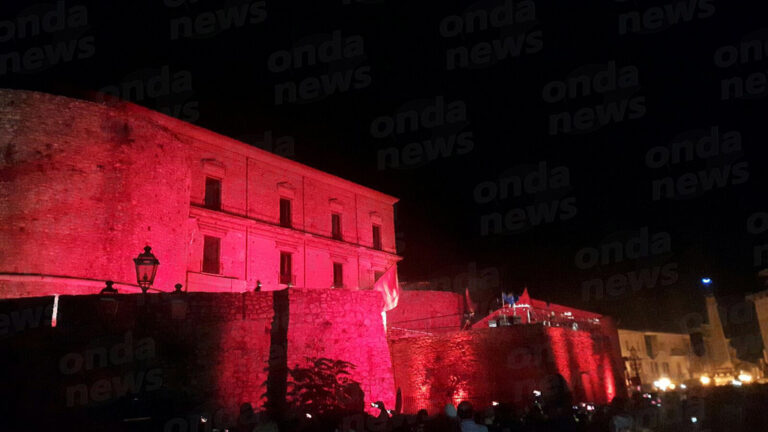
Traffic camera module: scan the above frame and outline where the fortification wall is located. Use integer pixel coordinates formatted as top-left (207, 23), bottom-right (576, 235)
top-left (388, 323), bottom-right (624, 414)
top-left (0, 89), bottom-right (191, 298)
top-left (385, 290), bottom-right (464, 335)
top-left (0, 289), bottom-right (394, 431)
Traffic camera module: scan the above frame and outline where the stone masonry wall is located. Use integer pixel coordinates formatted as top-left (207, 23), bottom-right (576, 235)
top-left (385, 290), bottom-right (464, 335)
top-left (0, 89), bottom-right (191, 298)
top-left (287, 289), bottom-right (395, 407)
top-left (0, 289), bottom-right (394, 431)
top-left (388, 324), bottom-right (624, 414)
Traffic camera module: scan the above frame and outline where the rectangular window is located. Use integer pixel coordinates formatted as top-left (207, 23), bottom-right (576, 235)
top-left (280, 198), bottom-right (292, 228)
top-left (279, 252), bottom-right (292, 284)
top-left (204, 177), bottom-right (222, 210)
top-left (202, 236), bottom-right (220, 274)
top-left (644, 335), bottom-right (655, 358)
top-left (372, 224), bottom-right (382, 250)
top-left (331, 213), bottom-right (342, 240)
top-left (333, 262), bottom-right (343, 288)
top-left (662, 362), bottom-right (670, 374)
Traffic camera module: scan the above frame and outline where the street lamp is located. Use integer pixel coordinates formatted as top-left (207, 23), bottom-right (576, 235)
top-left (133, 246), bottom-right (159, 294)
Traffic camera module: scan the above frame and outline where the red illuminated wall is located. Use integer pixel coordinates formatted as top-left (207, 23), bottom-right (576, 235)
top-left (388, 323), bottom-right (625, 414)
top-left (0, 89), bottom-right (400, 299)
top-left (385, 290), bottom-right (464, 336)
top-left (287, 289), bottom-right (395, 408)
top-left (0, 89), bottom-right (191, 298)
top-left (183, 120), bottom-right (400, 293)
top-left (0, 289), bottom-right (395, 429)
top-left (385, 289), bottom-right (624, 414)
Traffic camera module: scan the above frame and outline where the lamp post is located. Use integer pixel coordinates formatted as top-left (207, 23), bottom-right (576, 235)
top-left (133, 246), bottom-right (159, 294)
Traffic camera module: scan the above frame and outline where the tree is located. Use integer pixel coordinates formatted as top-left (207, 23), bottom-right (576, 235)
top-left (285, 357), bottom-right (361, 416)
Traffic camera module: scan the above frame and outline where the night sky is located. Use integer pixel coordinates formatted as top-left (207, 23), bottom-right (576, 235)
top-left (3, 0), bottom-right (768, 344)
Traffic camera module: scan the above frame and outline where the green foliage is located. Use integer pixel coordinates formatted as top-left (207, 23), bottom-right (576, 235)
top-left (286, 357), bottom-right (359, 415)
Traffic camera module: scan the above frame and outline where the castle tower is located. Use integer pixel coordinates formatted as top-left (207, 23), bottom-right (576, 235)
top-left (703, 293), bottom-right (734, 371)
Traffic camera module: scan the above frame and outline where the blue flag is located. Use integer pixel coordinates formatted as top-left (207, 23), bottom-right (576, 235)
top-left (502, 293), bottom-right (519, 305)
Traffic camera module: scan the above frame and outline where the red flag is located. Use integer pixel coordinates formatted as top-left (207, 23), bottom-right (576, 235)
top-left (373, 265), bottom-right (399, 311)
top-left (464, 287), bottom-right (476, 314)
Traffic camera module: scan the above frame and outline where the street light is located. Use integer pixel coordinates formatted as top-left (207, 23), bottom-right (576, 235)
top-left (701, 278), bottom-right (712, 285)
top-left (133, 246), bottom-right (159, 294)
top-left (654, 377), bottom-right (672, 391)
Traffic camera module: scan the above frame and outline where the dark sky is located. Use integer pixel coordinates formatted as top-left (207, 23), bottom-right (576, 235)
top-left (3, 0), bottom-right (768, 341)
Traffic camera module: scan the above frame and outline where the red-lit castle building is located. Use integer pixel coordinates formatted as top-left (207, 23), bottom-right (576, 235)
top-left (0, 89), bottom-right (400, 298)
top-left (0, 89), bottom-right (623, 427)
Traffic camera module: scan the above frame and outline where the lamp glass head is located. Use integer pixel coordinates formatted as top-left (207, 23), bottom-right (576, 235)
top-left (134, 246), bottom-right (159, 289)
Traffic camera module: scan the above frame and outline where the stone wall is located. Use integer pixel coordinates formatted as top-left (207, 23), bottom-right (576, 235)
top-left (386, 290), bottom-right (464, 336)
top-left (0, 89), bottom-right (191, 298)
top-left (388, 323), bottom-right (624, 414)
top-left (287, 289), bottom-right (395, 406)
top-left (0, 289), bottom-right (394, 431)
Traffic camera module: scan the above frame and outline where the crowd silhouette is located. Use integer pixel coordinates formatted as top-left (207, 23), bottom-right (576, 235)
top-left (227, 370), bottom-right (635, 432)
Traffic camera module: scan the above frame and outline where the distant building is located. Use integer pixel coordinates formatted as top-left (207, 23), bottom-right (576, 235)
top-left (692, 291), bottom-right (762, 385)
top-left (619, 290), bottom-right (763, 390)
top-left (692, 293), bottom-right (736, 381)
top-left (618, 329), bottom-right (693, 389)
